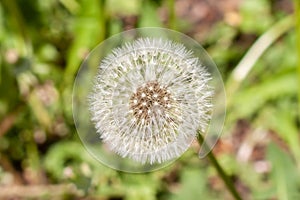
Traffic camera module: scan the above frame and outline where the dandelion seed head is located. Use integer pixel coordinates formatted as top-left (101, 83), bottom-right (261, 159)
top-left (89, 38), bottom-right (213, 164)
top-left (129, 81), bottom-right (175, 124)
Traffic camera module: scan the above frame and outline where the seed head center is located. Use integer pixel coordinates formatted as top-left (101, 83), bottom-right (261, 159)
top-left (130, 81), bottom-right (172, 123)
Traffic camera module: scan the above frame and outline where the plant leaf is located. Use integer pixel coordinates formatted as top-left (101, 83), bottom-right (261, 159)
top-left (267, 143), bottom-right (300, 200)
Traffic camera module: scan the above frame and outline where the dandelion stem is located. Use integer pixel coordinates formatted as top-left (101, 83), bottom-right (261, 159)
top-left (197, 133), bottom-right (242, 200)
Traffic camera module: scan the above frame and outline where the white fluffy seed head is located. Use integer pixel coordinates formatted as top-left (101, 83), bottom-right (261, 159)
top-left (89, 38), bottom-right (213, 165)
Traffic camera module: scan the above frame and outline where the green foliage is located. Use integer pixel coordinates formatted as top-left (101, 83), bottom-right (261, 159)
top-left (229, 71), bottom-right (297, 121)
top-left (267, 143), bottom-right (300, 200)
top-left (138, 0), bottom-right (162, 27)
top-left (169, 167), bottom-right (216, 200)
top-left (261, 100), bottom-right (300, 162)
top-left (239, 0), bottom-right (273, 34)
top-left (107, 0), bottom-right (141, 15)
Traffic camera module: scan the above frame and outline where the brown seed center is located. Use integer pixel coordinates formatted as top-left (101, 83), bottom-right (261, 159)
top-left (129, 81), bottom-right (173, 123)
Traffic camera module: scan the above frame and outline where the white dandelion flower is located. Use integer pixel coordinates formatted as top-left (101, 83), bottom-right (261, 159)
top-left (73, 28), bottom-right (226, 172)
top-left (88, 37), bottom-right (213, 165)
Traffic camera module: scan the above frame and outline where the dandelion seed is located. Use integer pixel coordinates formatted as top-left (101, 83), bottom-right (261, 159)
top-left (89, 38), bottom-right (213, 164)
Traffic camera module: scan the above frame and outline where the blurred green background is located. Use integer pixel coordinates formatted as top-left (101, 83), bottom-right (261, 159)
top-left (0, 0), bottom-right (299, 199)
